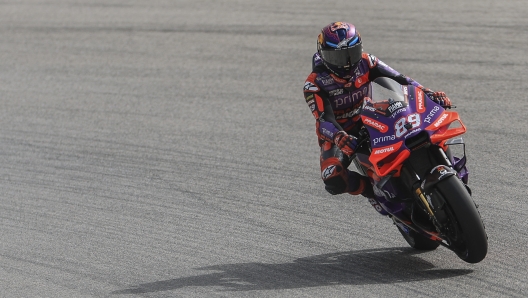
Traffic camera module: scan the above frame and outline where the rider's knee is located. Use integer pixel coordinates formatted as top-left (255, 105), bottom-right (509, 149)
top-left (321, 159), bottom-right (347, 195)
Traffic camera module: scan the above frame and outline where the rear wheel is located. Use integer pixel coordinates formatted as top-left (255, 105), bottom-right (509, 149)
top-left (432, 176), bottom-right (487, 263)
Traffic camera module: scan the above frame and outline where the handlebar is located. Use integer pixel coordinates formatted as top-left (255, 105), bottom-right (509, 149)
top-left (355, 127), bottom-right (370, 149)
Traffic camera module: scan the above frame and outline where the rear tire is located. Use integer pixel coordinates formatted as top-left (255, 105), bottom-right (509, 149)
top-left (433, 176), bottom-right (487, 263)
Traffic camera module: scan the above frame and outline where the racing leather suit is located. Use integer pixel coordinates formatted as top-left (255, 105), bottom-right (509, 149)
top-left (303, 52), bottom-right (423, 196)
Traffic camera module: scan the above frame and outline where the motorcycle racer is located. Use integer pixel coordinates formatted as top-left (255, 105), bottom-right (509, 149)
top-left (304, 22), bottom-right (452, 198)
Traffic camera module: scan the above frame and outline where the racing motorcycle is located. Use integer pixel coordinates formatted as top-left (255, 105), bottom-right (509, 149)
top-left (352, 77), bottom-right (487, 263)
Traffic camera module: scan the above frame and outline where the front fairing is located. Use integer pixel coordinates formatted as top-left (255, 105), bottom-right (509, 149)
top-left (357, 78), bottom-right (468, 221)
top-left (360, 77), bottom-right (448, 177)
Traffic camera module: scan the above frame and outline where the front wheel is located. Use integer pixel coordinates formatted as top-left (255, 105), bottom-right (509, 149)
top-left (433, 176), bottom-right (488, 263)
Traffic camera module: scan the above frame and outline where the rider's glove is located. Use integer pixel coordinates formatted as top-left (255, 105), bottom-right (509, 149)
top-left (422, 88), bottom-right (452, 109)
top-left (334, 131), bottom-right (358, 156)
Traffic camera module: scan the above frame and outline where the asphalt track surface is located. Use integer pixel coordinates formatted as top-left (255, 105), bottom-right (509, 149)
top-left (1, 1), bottom-right (527, 297)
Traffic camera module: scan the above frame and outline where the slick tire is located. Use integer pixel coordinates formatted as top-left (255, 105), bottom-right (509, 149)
top-left (434, 175), bottom-right (488, 263)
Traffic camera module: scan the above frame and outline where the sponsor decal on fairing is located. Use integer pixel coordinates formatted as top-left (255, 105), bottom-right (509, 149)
top-left (372, 135), bottom-right (396, 145)
top-left (404, 128), bottom-right (422, 138)
top-left (424, 106), bottom-right (440, 124)
top-left (362, 116), bottom-right (389, 133)
top-left (363, 104), bottom-right (376, 112)
top-left (390, 107), bottom-right (407, 118)
top-left (402, 86), bottom-right (408, 96)
top-left (416, 89), bottom-right (426, 113)
top-left (374, 146), bottom-right (395, 155)
top-left (388, 101), bottom-right (404, 113)
top-left (433, 113), bottom-right (449, 128)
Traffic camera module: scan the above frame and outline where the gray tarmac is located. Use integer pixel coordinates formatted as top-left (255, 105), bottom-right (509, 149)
top-left (1, 0), bottom-right (527, 297)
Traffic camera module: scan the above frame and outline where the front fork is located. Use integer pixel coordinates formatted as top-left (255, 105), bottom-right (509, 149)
top-left (406, 139), bottom-right (470, 234)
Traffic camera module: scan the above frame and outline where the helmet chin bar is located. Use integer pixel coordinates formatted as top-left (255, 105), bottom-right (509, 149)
top-left (322, 59), bottom-right (352, 79)
top-left (321, 57), bottom-right (361, 79)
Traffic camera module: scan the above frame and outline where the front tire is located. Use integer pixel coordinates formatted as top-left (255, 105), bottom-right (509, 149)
top-left (433, 176), bottom-right (488, 263)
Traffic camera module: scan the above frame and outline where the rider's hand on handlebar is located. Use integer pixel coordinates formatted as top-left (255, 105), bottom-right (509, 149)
top-left (431, 91), bottom-right (452, 109)
top-left (334, 131), bottom-right (358, 156)
top-left (423, 88), bottom-right (453, 109)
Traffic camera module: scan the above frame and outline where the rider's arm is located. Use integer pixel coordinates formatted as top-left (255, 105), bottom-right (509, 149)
top-left (304, 89), bottom-right (358, 155)
top-left (365, 53), bottom-right (423, 88)
top-left (304, 73), bottom-right (344, 142)
top-left (365, 54), bottom-right (453, 108)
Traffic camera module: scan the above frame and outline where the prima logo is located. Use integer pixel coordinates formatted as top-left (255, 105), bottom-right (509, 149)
top-left (372, 135), bottom-right (396, 145)
top-left (424, 106), bottom-right (440, 123)
top-left (334, 85), bottom-right (369, 107)
top-left (390, 108), bottom-right (407, 118)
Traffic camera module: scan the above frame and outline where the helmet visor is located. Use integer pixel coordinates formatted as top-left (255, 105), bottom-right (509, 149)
top-left (320, 42), bottom-right (362, 68)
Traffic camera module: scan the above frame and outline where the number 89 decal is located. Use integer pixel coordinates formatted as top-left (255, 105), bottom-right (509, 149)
top-left (395, 113), bottom-right (420, 138)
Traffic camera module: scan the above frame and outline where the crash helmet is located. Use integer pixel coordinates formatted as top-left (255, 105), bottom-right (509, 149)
top-left (317, 22), bottom-right (363, 73)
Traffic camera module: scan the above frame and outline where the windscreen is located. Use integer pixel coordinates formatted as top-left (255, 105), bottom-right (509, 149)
top-left (366, 77), bottom-right (408, 116)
